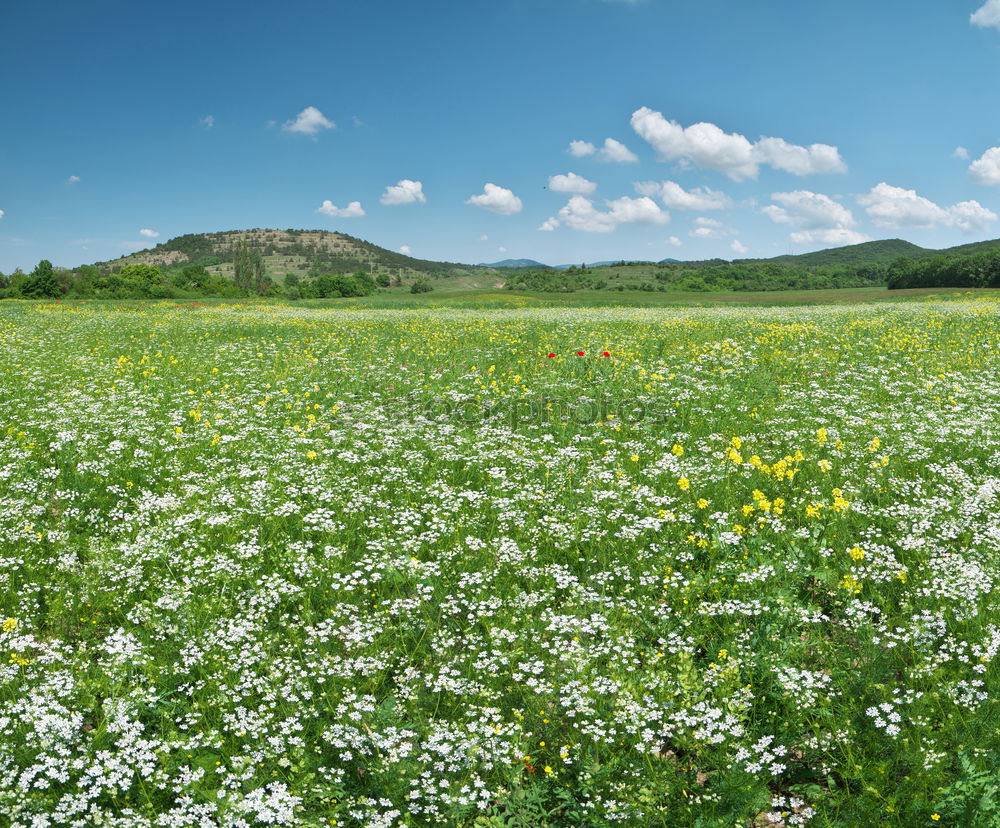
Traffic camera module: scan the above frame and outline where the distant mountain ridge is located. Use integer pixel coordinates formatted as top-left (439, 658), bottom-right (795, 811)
top-left (478, 259), bottom-right (550, 269)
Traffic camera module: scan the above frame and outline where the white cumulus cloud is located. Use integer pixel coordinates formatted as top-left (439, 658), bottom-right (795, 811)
top-left (0, 209), bottom-right (5, 219)
top-left (399, 245), bottom-right (412, 255)
top-left (316, 200), bottom-right (365, 218)
top-left (666, 235), bottom-right (682, 247)
top-left (789, 228), bottom-right (873, 246)
top-left (67, 175), bottom-right (80, 184)
top-left (139, 228), bottom-right (160, 238)
top-left (763, 190), bottom-right (857, 229)
top-left (569, 140), bottom-right (597, 157)
top-left (763, 190), bottom-right (871, 246)
top-left (630, 106), bottom-right (846, 181)
top-left (753, 137), bottom-right (846, 177)
top-left (954, 146), bottom-right (970, 160)
top-left (635, 180), bottom-right (733, 210)
top-left (548, 172), bottom-right (597, 194)
top-left (569, 138), bottom-right (638, 162)
top-left (283, 106), bottom-right (335, 136)
top-left (381, 179), bottom-right (426, 205)
top-left (948, 200), bottom-right (1000, 232)
top-left (200, 115), bottom-right (214, 129)
top-left (969, 147), bottom-right (1000, 186)
top-left (538, 217), bottom-right (560, 232)
top-left (598, 138), bottom-right (639, 163)
top-left (551, 195), bottom-right (668, 233)
top-left (689, 217), bottom-right (727, 239)
top-left (731, 240), bottom-right (749, 255)
top-left (859, 182), bottom-right (997, 232)
top-left (972, 0), bottom-right (1000, 30)
top-left (466, 183), bottom-right (523, 215)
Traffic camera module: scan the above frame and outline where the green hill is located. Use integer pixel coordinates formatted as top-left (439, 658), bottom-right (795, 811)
top-left (93, 228), bottom-right (488, 284)
top-left (756, 238), bottom-right (930, 267)
top-left (728, 237), bottom-right (1000, 268)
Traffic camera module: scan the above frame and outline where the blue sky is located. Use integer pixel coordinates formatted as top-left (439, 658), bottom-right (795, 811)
top-left (3, 0), bottom-right (1000, 272)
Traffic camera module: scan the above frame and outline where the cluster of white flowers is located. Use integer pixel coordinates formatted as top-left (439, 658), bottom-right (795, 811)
top-left (1, 299), bottom-right (999, 824)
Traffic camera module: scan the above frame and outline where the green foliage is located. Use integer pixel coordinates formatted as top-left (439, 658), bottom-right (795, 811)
top-left (157, 233), bottom-right (216, 261)
top-left (311, 272), bottom-right (377, 298)
top-left (505, 270), bottom-right (600, 292)
top-left (933, 753), bottom-right (1000, 826)
top-left (887, 249), bottom-right (1000, 289)
top-left (505, 260), bottom-right (886, 294)
top-left (233, 242), bottom-right (265, 294)
top-left (19, 260), bottom-right (62, 298)
top-left (410, 278), bottom-right (434, 293)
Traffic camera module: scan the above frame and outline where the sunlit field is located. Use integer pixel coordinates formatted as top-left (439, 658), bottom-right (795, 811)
top-left (4, 298), bottom-right (1000, 826)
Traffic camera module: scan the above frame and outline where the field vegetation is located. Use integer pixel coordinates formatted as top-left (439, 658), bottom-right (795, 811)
top-left (3, 297), bottom-right (1000, 825)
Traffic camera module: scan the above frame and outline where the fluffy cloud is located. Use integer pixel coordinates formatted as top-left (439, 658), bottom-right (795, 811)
top-left (283, 106), bottom-right (335, 136)
top-left (399, 245), bottom-right (412, 255)
top-left (635, 180), bottom-right (732, 210)
top-left (763, 190), bottom-right (871, 246)
top-left (731, 240), bottom-right (749, 255)
top-left (971, 0), bottom-right (1000, 30)
top-left (763, 190), bottom-right (856, 230)
top-left (139, 228), bottom-right (160, 238)
top-left (200, 115), bottom-right (215, 129)
top-left (789, 228), bottom-right (872, 246)
top-left (67, 175), bottom-right (80, 184)
top-left (598, 138), bottom-right (639, 163)
top-left (689, 217), bottom-right (727, 239)
top-left (381, 179), bottom-right (426, 205)
top-left (466, 183), bottom-right (523, 215)
top-left (969, 147), bottom-right (1000, 185)
top-left (538, 217), bottom-right (560, 232)
top-left (0, 209), bottom-right (5, 219)
top-left (568, 138), bottom-right (638, 162)
top-left (630, 106), bottom-right (846, 181)
top-left (316, 200), bottom-right (365, 218)
top-left (753, 137), bottom-right (846, 177)
top-left (954, 146), bottom-right (970, 161)
top-left (666, 235), bottom-right (682, 247)
top-left (549, 195), bottom-right (668, 233)
top-left (859, 182), bottom-right (997, 232)
top-left (548, 172), bottom-right (597, 194)
top-left (948, 200), bottom-right (1000, 232)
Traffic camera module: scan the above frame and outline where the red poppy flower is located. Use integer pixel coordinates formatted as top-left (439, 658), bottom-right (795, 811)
top-left (576, 351), bottom-right (585, 357)
top-left (547, 353), bottom-right (556, 358)
top-left (602, 351), bottom-right (610, 357)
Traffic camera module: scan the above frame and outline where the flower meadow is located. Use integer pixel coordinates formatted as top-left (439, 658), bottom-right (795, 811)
top-left (3, 299), bottom-right (1000, 827)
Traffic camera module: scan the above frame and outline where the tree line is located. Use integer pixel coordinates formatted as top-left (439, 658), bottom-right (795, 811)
top-left (505, 261), bottom-right (888, 293)
top-left (0, 243), bottom-right (391, 300)
top-left (885, 249), bottom-right (1000, 289)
